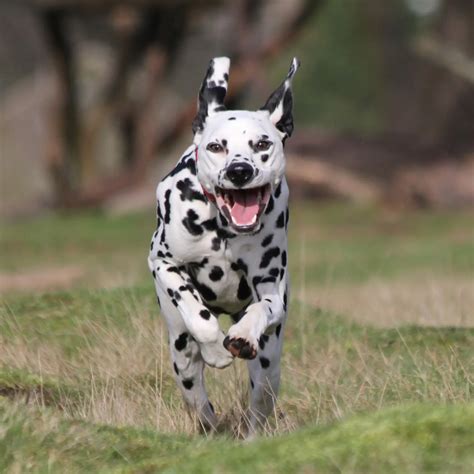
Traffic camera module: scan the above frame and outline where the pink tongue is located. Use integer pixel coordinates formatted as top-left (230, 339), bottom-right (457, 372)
top-left (230, 189), bottom-right (260, 225)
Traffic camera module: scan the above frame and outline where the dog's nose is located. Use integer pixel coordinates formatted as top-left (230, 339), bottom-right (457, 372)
top-left (225, 162), bottom-right (254, 187)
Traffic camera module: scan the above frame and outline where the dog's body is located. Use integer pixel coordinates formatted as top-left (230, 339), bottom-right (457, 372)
top-left (148, 57), bottom-right (299, 434)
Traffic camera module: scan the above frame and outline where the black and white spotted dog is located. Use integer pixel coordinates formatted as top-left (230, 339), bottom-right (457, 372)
top-left (148, 57), bottom-right (299, 434)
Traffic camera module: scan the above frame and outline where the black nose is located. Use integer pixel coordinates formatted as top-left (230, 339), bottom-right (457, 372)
top-left (225, 162), bottom-right (254, 187)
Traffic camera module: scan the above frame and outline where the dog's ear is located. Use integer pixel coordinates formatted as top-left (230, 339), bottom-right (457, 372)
top-left (260, 57), bottom-right (300, 140)
top-left (192, 57), bottom-right (230, 139)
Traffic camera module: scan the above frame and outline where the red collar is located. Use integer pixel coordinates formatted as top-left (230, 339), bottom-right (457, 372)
top-left (195, 147), bottom-right (216, 203)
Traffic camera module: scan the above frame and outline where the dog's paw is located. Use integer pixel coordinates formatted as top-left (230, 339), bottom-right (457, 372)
top-left (223, 335), bottom-right (257, 359)
top-left (199, 333), bottom-right (234, 369)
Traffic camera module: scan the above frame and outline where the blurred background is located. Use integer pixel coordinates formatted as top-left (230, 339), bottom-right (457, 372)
top-left (1, 0), bottom-right (473, 218)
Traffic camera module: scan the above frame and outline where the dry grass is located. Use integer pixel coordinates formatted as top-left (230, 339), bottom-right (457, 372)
top-left (307, 274), bottom-right (474, 328)
top-left (1, 293), bottom-right (472, 437)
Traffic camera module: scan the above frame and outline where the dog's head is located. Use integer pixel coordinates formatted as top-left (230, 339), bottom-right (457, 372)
top-left (192, 57), bottom-right (300, 233)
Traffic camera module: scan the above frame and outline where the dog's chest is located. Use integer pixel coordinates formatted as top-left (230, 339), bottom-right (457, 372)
top-left (186, 249), bottom-right (249, 313)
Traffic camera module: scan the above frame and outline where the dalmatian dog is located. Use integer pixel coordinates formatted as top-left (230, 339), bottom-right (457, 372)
top-left (148, 56), bottom-right (299, 435)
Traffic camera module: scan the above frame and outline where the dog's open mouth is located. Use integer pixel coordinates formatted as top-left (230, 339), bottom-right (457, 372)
top-left (215, 184), bottom-right (271, 232)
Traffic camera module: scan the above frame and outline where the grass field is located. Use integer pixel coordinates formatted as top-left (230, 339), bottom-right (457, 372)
top-left (1, 202), bottom-right (473, 472)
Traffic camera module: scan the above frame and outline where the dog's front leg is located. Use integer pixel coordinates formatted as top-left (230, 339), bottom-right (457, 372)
top-left (224, 278), bottom-right (287, 359)
top-left (151, 258), bottom-right (234, 369)
top-left (224, 276), bottom-right (289, 435)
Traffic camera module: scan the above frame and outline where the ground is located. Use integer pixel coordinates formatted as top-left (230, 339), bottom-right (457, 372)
top-left (0, 201), bottom-right (473, 472)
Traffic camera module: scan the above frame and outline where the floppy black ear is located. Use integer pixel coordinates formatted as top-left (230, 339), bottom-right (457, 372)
top-left (192, 57), bottom-right (230, 136)
top-left (260, 57), bottom-right (300, 140)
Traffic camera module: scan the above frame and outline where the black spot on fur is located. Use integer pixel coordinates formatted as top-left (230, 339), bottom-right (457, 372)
top-left (152, 270), bottom-right (156, 279)
top-left (258, 334), bottom-right (269, 350)
top-left (220, 214), bottom-right (228, 227)
top-left (211, 237), bottom-right (221, 251)
top-left (261, 234), bottom-right (273, 247)
top-left (167, 288), bottom-right (174, 298)
top-left (283, 292), bottom-right (288, 310)
top-left (274, 181), bottom-right (282, 198)
top-left (261, 154), bottom-right (269, 163)
top-left (281, 251), bottom-right (287, 267)
top-left (202, 218), bottom-right (218, 231)
top-left (150, 241), bottom-right (154, 250)
top-left (265, 195), bottom-right (274, 215)
top-left (191, 278), bottom-right (217, 301)
top-left (165, 151), bottom-right (195, 179)
top-left (237, 276), bottom-right (252, 300)
top-left (174, 333), bottom-right (188, 351)
top-left (173, 362), bottom-right (179, 375)
top-left (182, 209), bottom-right (203, 236)
top-left (285, 208), bottom-right (290, 228)
top-left (276, 324), bottom-right (282, 338)
top-left (199, 309), bottom-right (211, 320)
top-left (167, 266), bottom-right (181, 274)
top-left (280, 268), bottom-right (285, 279)
top-left (228, 117), bottom-right (236, 121)
top-left (182, 379), bottom-right (194, 390)
top-left (260, 357), bottom-right (270, 369)
top-left (176, 178), bottom-right (206, 203)
top-left (209, 266), bottom-right (224, 281)
top-left (269, 267), bottom-right (280, 278)
top-left (276, 211), bottom-right (285, 228)
top-left (164, 189), bottom-right (172, 224)
top-left (231, 259), bottom-right (248, 275)
top-left (160, 226), bottom-right (166, 244)
top-left (216, 228), bottom-right (235, 240)
top-left (260, 247), bottom-right (280, 269)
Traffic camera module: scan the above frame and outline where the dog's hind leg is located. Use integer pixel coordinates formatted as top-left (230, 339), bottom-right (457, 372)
top-left (244, 321), bottom-right (286, 436)
top-left (155, 284), bottom-right (218, 432)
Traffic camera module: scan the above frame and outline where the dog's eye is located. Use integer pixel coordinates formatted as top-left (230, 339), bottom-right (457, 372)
top-left (255, 140), bottom-right (272, 152)
top-left (206, 142), bottom-right (224, 153)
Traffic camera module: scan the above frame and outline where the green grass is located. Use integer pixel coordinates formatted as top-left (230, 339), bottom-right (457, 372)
top-left (1, 399), bottom-right (473, 473)
top-left (1, 202), bottom-right (473, 471)
top-left (1, 202), bottom-right (472, 287)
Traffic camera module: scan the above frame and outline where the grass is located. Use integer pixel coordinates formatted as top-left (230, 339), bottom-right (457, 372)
top-left (0, 201), bottom-right (473, 471)
top-left (1, 400), bottom-right (473, 472)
